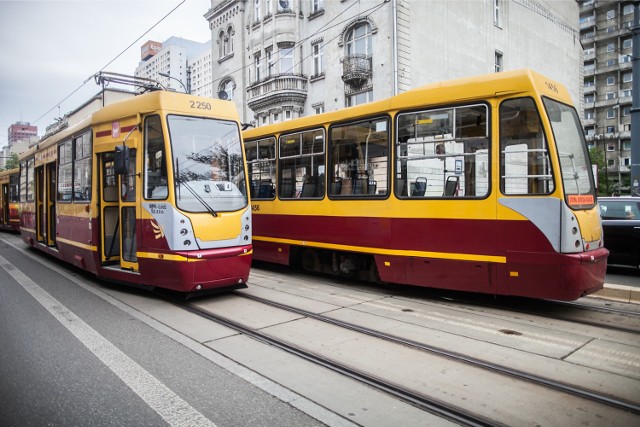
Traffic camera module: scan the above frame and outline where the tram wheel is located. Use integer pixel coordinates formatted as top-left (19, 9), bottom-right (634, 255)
top-left (300, 248), bottom-right (320, 272)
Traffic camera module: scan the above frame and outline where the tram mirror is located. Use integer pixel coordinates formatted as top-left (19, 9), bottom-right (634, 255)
top-left (114, 146), bottom-right (130, 175)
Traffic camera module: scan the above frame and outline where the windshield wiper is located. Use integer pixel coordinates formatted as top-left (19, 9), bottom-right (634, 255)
top-left (175, 158), bottom-right (218, 217)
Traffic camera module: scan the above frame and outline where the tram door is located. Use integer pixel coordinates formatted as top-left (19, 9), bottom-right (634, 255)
top-left (1, 183), bottom-right (7, 225)
top-left (46, 162), bottom-right (56, 246)
top-left (100, 151), bottom-right (138, 271)
top-left (35, 166), bottom-right (45, 242)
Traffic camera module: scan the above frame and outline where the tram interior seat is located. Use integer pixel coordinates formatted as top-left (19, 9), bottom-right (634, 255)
top-left (301, 179), bottom-right (316, 197)
top-left (280, 179), bottom-right (295, 198)
top-left (353, 178), bottom-right (368, 195)
top-left (411, 177), bottom-right (427, 197)
top-left (444, 176), bottom-right (459, 196)
top-left (258, 180), bottom-right (275, 198)
top-left (330, 178), bottom-right (342, 195)
top-left (340, 178), bottom-right (353, 195)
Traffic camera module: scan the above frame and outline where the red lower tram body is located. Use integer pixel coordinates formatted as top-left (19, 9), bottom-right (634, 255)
top-left (253, 214), bottom-right (608, 301)
top-left (20, 211), bottom-right (251, 293)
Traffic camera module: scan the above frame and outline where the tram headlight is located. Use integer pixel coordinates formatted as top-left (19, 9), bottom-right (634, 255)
top-left (180, 228), bottom-right (188, 236)
top-left (571, 227), bottom-right (578, 235)
top-left (184, 239), bottom-right (191, 247)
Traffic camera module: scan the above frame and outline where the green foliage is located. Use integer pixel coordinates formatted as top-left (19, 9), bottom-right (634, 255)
top-left (3, 152), bottom-right (18, 170)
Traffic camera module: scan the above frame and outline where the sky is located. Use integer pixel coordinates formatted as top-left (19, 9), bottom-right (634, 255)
top-left (0, 0), bottom-right (212, 146)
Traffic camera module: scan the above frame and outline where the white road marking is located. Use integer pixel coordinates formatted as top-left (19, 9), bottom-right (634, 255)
top-left (0, 255), bottom-right (216, 427)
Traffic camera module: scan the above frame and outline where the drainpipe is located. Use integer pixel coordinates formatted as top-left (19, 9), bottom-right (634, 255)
top-left (392, 0), bottom-right (398, 95)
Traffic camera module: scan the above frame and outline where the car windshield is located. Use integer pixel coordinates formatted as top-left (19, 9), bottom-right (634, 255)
top-left (542, 98), bottom-right (595, 207)
top-left (167, 115), bottom-right (247, 213)
top-left (599, 199), bottom-right (640, 220)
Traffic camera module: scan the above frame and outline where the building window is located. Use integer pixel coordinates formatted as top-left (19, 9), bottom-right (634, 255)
top-left (346, 89), bottom-right (373, 107)
top-left (623, 38), bottom-right (633, 49)
top-left (606, 126), bottom-right (616, 134)
top-left (606, 92), bottom-right (616, 100)
top-left (585, 109), bottom-right (595, 120)
top-left (312, 43), bottom-right (323, 77)
top-left (584, 94), bottom-right (594, 103)
top-left (314, 103), bottom-right (325, 114)
top-left (279, 47), bottom-right (294, 74)
top-left (254, 54), bottom-right (262, 82)
top-left (622, 89), bottom-right (632, 98)
top-left (606, 9), bottom-right (615, 19)
top-left (606, 58), bottom-right (617, 67)
top-left (255, 0), bottom-right (261, 21)
top-left (623, 106), bottom-right (631, 116)
top-left (219, 78), bottom-right (235, 100)
top-left (607, 43), bottom-right (615, 53)
top-left (494, 0), bottom-right (502, 27)
top-left (623, 140), bottom-right (631, 150)
top-left (313, 0), bottom-right (323, 13)
top-left (606, 108), bottom-right (617, 119)
top-left (346, 22), bottom-right (372, 57)
top-left (277, 0), bottom-right (291, 12)
top-left (624, 4), bottom-right (634, 15)
top-left (495, 51), bottom-right (503, 72)
top-left (623, 72), bottom-right (633, 83)
top-left (607, 76), bottom-right (616, 85)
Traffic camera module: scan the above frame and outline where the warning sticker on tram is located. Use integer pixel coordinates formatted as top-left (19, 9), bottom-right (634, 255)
top-left (568, 195), bottom-right (594, 206)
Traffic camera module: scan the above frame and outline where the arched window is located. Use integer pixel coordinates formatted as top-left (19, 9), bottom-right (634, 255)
top-left (345, 22), bottom-right (372, 57)
top-left (218, 79), bottom-right (235, 100)
top-left (218, 30), bottom-right (226, 57)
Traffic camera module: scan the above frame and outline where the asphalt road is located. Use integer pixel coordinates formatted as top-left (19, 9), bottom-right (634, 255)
top-left (0, 236), bottom-right (329, 427)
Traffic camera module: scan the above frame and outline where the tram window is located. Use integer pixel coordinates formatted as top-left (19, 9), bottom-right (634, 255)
top-left (26, 158), bottom-right (34, 203)
top-left (73, 132), bottom-right (92, 202)
top-left (9, 174), bottom-right (18, 202)
top-left (499, 98), bottom-right (554, 195)
top-left (58, 140), bottom-right (73, 202)
top-left (19, 162), bottom-right (26, 203)
top-left (246, 137), bottom-right (276, 200)
top-left (144, 115), bottom-right (168, 200)
top-left (329, 118), bottom-right (388, 197)
top-left (278, 129), bottom-right (325, 199)
top-left (396, 104), bottom-right (489, 198)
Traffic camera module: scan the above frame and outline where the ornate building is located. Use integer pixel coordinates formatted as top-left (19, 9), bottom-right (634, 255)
top-left (206, 0), bottom-right (582, 127)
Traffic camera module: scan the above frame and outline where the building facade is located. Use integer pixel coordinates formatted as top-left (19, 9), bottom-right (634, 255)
top-left (580, 0), bottom-right (635, 195)
top-left (7, 122), bottom-right (37, 146)
top-left (134, 37), bottom-right (210, 95)
top-left (205, 0), bottom-right (582, 126)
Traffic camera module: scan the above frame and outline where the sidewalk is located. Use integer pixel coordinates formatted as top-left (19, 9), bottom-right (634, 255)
top-left (590, 283), bottom-right (640, 304)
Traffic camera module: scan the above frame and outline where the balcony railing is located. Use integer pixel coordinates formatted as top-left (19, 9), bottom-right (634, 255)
top-left (247, 73), bottom-right (308, 110)
top-left (341, 54), bottom-right (372, 87)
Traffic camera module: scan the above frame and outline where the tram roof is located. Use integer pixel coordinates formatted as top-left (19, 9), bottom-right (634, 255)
top-left (244, 68), bottom-right (569, 139)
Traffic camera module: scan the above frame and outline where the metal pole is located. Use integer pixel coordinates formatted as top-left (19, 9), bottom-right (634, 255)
top-left (631, 1), bottom-right (640, 196)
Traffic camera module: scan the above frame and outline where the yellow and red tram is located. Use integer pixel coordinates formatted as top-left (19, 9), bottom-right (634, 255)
top-left (243, 69), bottom-right (608, 301)
top-left (18, 91), bottom-right (252, 293)
top-left (0, 168), bottom-right (20, 232)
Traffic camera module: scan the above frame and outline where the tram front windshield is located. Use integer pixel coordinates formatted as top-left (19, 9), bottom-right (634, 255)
top-left (168, 115), bottom-right (247, 213)
top-left (542, 98), bottom-right (595, 207)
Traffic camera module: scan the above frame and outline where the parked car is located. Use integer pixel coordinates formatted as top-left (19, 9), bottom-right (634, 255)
top-left (598, 197), bottom-right (640, 269)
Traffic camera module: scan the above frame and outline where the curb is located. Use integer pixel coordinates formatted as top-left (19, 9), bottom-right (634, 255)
top-left (588, 283), bottom-right (640, 304)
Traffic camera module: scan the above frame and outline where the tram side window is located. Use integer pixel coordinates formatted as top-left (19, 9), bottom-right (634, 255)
top-left (499, 98), bottom-right (554, 195)
top-left (329, 118), bottom-right (389, 197)
top-left (58, 140), bottom-right (73, 202)
top-left (19, 161), bottom-right (27, 203)
top-left (278, 129), bottom-right (325, 199)
top-left (246, 137), bottom-right (276, 200)
top-left (9, 174), bottom-right (19, 202)
top-left (396, 105), bottom-right (489, 198)
top-left (73, 132), bottom-right (92, 202)
top-left (144, 115), bottom-right (168, 200)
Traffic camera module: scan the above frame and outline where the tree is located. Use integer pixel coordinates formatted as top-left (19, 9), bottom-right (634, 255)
top-left (3, 152), bottom-right (18, 170)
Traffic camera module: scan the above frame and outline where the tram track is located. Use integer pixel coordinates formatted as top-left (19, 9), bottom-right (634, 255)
top-left (158, 291), bottom-right (495, 427)
top-left (232, 291), bottom-right (640, 416)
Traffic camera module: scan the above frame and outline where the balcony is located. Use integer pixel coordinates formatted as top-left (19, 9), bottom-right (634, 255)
top-left (341, 54), bottom-right (372, 87)
top-left (247, 73), bottom-right (308, 111)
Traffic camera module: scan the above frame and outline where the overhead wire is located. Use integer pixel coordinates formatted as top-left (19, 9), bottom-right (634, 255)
top-left (32, 0), bottom-right (186, 125)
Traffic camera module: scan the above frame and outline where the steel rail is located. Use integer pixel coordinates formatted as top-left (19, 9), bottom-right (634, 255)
top-left (159, 292), bottom-right (495, 427)
top-left (235, 291), bottom-right (640, 415)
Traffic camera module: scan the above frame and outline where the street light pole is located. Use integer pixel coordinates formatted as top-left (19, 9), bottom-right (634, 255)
top-left (158, 72), bottom-right (189, 94)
